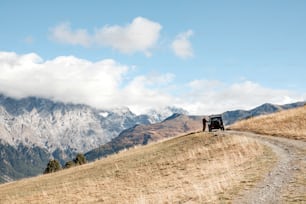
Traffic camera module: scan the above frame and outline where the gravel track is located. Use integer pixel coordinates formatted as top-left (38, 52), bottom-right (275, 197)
top-left (225, 131), bottom-right (306, 204)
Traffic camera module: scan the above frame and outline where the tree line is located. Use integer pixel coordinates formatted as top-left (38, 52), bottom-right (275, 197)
top-left (44, 153), bottom-right (87, 174)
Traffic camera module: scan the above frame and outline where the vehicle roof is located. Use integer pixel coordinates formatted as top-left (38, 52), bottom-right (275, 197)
top-left (209, 114), bottom-right (222, 119)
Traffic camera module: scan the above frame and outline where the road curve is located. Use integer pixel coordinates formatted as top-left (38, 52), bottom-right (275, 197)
top-left (225, 130), bottom-right (306, 204)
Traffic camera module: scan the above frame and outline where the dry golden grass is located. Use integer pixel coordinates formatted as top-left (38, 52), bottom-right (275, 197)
top-left (230, 105), bottom-right (306, 141)
top-left (0, 132), bottom-right (273, 203)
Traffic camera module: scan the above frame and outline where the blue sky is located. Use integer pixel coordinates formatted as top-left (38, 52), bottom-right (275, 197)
top-left (0, 0), bottom-right (305, 114)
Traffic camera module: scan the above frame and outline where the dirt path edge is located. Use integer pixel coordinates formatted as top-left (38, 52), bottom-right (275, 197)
top-left (225, 130), bottom-right (306, 204)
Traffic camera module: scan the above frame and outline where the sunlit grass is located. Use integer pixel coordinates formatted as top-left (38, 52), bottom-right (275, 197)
top-left (229, 105), bottom-right (306, 141)
top-left (0, 132), bottom-right (272, 203)
top-left (229, 105), bottom-right (306, 203)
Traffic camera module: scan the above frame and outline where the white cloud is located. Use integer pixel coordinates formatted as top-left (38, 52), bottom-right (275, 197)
top-left (0, 52), bottom-right (128, 108)
top-left (0, 52), bottom-right (304, 115)
top-left (179, 80), bottom-right (304, 115)
top-left (50, 22), bottom-right (91, 46)
top-left (94, 17), bottom-right (162, 55)
top-left (120, 73), bottom-right (175, 114)
top-left (50, 17), bottom-right (162, 55)
top-left (0, 52), bottom-right (173, 113)
top-left (171, 30), bottom-right (194, 59)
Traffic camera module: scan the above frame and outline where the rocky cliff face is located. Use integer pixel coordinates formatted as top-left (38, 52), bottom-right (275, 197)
top-left (0, 94), bottom-right (186, 182)
top-left (1, 96), bottom-right (129, 153)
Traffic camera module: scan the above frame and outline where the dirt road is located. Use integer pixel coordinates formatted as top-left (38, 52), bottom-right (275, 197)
top-left (225, 131), bottom-right (306, 204)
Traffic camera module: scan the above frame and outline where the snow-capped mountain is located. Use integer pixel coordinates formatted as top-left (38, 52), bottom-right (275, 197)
top-left (0, 94), bottom-right (187, 182)
top-left (145, 106), bottom-right (188, 123)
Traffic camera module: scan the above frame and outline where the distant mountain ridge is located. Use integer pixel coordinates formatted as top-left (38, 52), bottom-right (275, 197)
top-left (0, 94), bottom-right (186, 182)
top-left (85, 101), bottom-right (306, 162)
top-left (222, 102), bottom-right (306, 125)
top-left (85, 114), bottom-right (203, 161)
top-left (0, 93), bottom-right (304, 183)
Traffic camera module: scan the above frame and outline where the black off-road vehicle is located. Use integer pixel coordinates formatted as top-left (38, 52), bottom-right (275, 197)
top-left (208, 115), bottom-right (224, 132)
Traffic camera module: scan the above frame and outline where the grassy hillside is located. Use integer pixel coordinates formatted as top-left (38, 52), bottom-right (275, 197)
top-left (0, 132), bottom-right (273, 203)
top-left (229, 105), bottom-right (306, 141)
top-left (86, 114), bottom-right (203, 161)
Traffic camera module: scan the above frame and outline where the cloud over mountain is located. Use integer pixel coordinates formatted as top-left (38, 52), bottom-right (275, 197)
top-left (0, 52), bottom-right (304, 115)
top-left (0, 52), bottom-right (173, 113)
top-left (181, 80), bottom-right (304, 114)
top-left (0, 52), bottom-right (126, 107)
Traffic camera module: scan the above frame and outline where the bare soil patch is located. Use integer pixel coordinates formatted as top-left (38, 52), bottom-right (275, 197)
top-left (227, 131), bottom-right (306, 203)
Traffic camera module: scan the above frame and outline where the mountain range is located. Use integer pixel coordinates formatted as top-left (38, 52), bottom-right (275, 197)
top-left (222, 102), bottom-right (306, 125)
top-left (85, 114), bottom-right (203, 161)
top-left (85, 101), bottom-right (306, 161)
top-left (0, 94), bottom-right (304, 183)
top-left (0, 94), bottom-right (186, 182)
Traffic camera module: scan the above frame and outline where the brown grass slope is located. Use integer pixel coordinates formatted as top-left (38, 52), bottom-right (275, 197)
top-left (0, 131), bottom-right (272, 203)
top-left (85, 114), bottom-right (203, 161)
top-left (230, 105), bottom-right (306, 203)
top-left (229, 105), bottom-right (306, 141)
